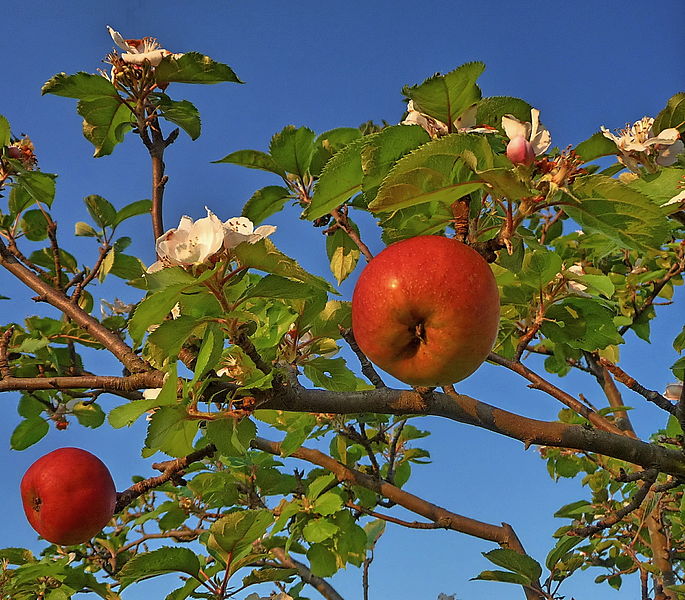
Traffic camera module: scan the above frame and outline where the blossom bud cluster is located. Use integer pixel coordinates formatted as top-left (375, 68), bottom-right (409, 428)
top-left (148, 210), bottom-right (276, 272)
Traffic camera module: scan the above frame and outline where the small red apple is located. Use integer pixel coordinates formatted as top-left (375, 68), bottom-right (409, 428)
top-left (20, 447), bottom-right (117, 545)
top-left (351, 236), bottom-right (500, 386)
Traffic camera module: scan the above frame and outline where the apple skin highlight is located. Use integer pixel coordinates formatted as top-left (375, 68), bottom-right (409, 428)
top-left (351, 236), bottom-right (500, 387)
top-left (20, 447), bottom-right (117, 545)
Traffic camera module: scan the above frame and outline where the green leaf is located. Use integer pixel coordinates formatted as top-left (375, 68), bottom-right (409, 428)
top-left (242, 567), bottom-right (298, 586)
top-left (627, 167), bottom-right (685, 208)
top-left (0, 547), bottom-right (35, 565)
top-left (482, 549), bottom-right (542, 583)
top-left (326, 224), bottom-right (361, 285)
top-left (42, 72), bottom-right (118, 99)
top-left (213, 150), bottom-right (286, 177)
top-left (475, 96), bottom-right (532, 132)
top-left (311, 127), bottom-right (363, 176)
top-left (155, 95), bottom-right (201, 140)
top-left (233, 238), bottom-right (335, 292)
top-left (565, 175), bottom-right (671, 251)
top-left (147, 316), bottom-right (202, 359)
top-left (307, 474), bottom-right (336, 499)
top-left (546, 536), bottom-right (582, 570)
top-left (542, 298), bottom-right (623, 351)
top-left (269, 125), bottom-right (316, 178)
top-left (0, 114), bottom-right (10, 145)
top-left (10, 418), bottom-right (48, 450)
top-left (518, 249), bottom-right (562, 289)
top-left (369, 133), bottom-right (492, 213)
top-left (242, 274), bottom-right (318, 300)
top-left (155, 52), bottom-right (243, 85)
top-left (114, 199), bottom-right (152, 226)
top-left (79, 97), bottom-right (133, 157)
top-left (20, 209), bottom-right (49, 241)
top-left (303, 519), bottom-right (339, 543)
top-left (654, 92), bottom-right (685, 134)
top-left (206, 417), bottom-right (256, 457)
top-left (242, 185), bottom-right (292, 225)
top-left (72, 401), bottom-right (105, 428)
top-left (75, 221), bottom-right (99, 237)
top-left (478, 168), bottom-right (534, 200)
top-left (314, 491), bottom-right (344, 516)
top-left (361, 125), bottom-right (430, 203)
top-left (210, 509), bottom-right (272, 560)
top-left (403, 62), bottom-right (484, 128)
top-left (129, 285), bottom-right (186, 344)
top-left (84, 195), bottom-right (117, 228)
top-left (192, 323), bottom-right (224, 381)
top-left (472, 570), bottom-right (530, 585)
top-left (303, 357), bottom-right (372, 392)
top-left (574, 131), bottom-right (619, 162)
top-left (13, 171), bottom-right (57, 207)
top-left (117, 547), bottom-right (201, 590)
top-left (110, 252), bottom-right (146, 280)
top-left (304, 137), bottom-right (366, 220)
top-left (144, 406), bottom-right (199, 457)
top-left (306, 544), bottom-right (338, 577)
top-left (673, 325), bottom-right (685, 353)
top-left (280, 413), bottom-right (317, 457)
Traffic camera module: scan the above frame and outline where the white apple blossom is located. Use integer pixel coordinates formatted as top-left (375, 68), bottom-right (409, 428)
top-left (150, 208), bottom-right (226, 270)
top-left (565, 264), bottom-right (589, 295)
top-left (502, 109), bottom-right (552, 156)
top-left (107, 26), bottom-right (181, 66)
top-left (601, 117), bottom-right (684, 173)
top-left (664, 383), bottom-right (683, 401)
top-left (401, 101), bottom-right (495, 138)
top-left (223, 216), bottom-right (277, 250)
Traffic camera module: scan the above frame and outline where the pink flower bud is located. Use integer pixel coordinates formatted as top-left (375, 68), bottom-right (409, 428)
top-left (6, 146), bottom-right (23, 159)
top-left (506, 136), bottom-right (535, 166)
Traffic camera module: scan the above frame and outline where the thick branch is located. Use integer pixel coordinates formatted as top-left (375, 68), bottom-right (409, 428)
top-left (271, 547), bottom-right (345, 600)
top-left (489, 352), bottom-right (625, 436)
top-left (0, 238), bottom-right (150, 374)
top-left (0, 372), bottom-right (163, 393)
top-left (255, 385), bottom-right (685, 478)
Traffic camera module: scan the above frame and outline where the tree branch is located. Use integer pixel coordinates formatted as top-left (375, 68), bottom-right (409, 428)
top-left (271, 546), bottom-right (345, 600)
top-left (488, 352), bottom-right (625, 436)
top-left (255, 384), bottom-right (685, 478)
top-left (339, 327), bottom-right (386, 388)
top-left (0, 238), bottom-right (150, 374)
top-left (599, 358), bottom-right (676, 415)
top-left (114, 444), bottom-right (217, 512)
top-left (0, 372), bottom-right (163, 393)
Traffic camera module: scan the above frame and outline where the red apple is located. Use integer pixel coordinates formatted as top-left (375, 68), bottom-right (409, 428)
top-left (351, 236), bottom-right (500, 386)
top-left (20, 447), bottom-right (117, 545)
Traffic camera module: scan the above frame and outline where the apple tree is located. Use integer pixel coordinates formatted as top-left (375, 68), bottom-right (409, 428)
top-left (1, 27), bottom-right (685, 600)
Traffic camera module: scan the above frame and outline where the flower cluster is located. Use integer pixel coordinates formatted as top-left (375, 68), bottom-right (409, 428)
top-left (601, 117), bottom-right (683, 173)
top-left (107, 26), bottom-right (181, 67)
top-left (148, 210), bottom-right (276, 272)
top-left (401, 101), bottom-right (496, 138)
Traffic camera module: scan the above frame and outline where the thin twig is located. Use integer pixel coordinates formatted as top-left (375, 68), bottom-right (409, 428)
top-left (570, 469), bottom-right (658, 537)
top-left (489, 352), bottom-right (626, 436)
top-left (339, 327), bottom-right (386, 388)
top-left (599, 358), bottom-right (676, 415)
top-left (114, 444), bottom-right (217, 512)
top-left (346, 501), bottom-right (444, 529)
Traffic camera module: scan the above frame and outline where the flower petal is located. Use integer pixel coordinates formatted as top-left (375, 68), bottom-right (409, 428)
top-left (656, 139), bottom-right (684, 166)
top-left (502, 114), bottom-right (530, 141)
top-left (107, 26), bottom-right (133, 52)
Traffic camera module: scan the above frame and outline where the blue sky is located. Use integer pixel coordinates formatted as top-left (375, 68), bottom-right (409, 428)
top-left (1, 1), bottom-right (684, 599)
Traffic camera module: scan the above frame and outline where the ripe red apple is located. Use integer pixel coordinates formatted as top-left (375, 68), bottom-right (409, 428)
top-left (351, 236), bottom-right (500, 386)
top-left (20, 447), bottom-right (117, 545)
